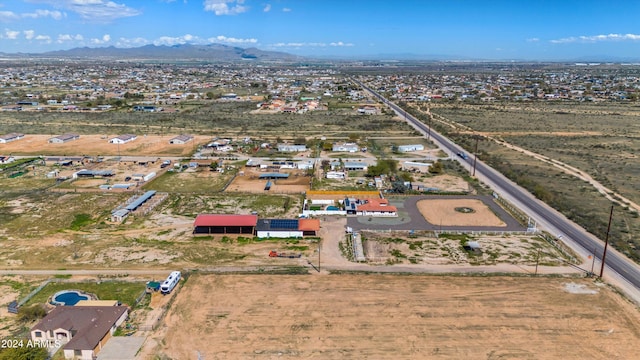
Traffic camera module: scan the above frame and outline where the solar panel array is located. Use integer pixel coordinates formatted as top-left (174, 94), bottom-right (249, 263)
top-left (269, 219), bottom-right (299, 230)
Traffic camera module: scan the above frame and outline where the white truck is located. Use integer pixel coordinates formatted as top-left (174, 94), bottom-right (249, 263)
top-left (160, 271), bottom-right (181, 294)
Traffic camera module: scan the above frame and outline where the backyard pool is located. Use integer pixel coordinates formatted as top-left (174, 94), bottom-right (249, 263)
top-left (51, 290), bottom-right (90, 306)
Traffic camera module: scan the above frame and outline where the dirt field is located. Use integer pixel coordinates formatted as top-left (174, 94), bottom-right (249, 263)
top-left (227, 167), bottom-right (311, 193)
top-left (0, 134), bottom-right (208, 156)
top-left (417, 174), bottom-right (471, 193)
top-left (149, 274), bottom-right (640, 360)
top-left (417, 198), bottom-right (506, 227)
top-left (362, 231), bottom-right (570, 266)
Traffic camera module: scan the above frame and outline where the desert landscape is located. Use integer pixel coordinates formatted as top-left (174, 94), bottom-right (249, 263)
top-left (0, 134), bottom-right (206, 157)
top-left (148, 274), bottom-right (640, 360)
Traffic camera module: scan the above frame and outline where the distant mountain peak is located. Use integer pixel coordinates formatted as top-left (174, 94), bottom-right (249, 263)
top-left (14, 43), bottom-right (300, 62)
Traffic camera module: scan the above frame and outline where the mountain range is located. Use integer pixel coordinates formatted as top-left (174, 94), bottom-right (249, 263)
top-left (1, 44), bottom-right (637, 63)
top-left (0, 44), bottom-right (301, 62)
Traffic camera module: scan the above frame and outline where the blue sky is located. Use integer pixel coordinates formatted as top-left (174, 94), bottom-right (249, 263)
top-left (1, 0), bottom-right (640, 60)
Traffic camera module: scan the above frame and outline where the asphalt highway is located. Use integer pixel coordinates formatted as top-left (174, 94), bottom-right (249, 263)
top-left (355, 79), bottom-right (640, 293)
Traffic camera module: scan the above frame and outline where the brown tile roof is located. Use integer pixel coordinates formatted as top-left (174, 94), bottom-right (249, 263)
top-left (298, 219), bottom-right (320, 231)
top-left (32, 306), bottom-right (128, 351)
top-left (357, 198), bottom-right (397, 213)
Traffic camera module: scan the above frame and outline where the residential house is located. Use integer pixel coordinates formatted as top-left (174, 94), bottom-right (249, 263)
top-left (356, 198), bottom-right (398, 217)
top-left (277, 144), bottom-right (307, 152)
top-left (49, 134), bottom-right (80, 143)
top-left (0, 132), bottom-right (25, 143)
top-left (343, 161), bottom-right (368, 172)
top-left (397, 144), bottom-right (424, 152)
top-left (332, 142), bottom-right (359, 152)
top-left (109, 134), bottom-right (137, 144)
top-left (30, 306), bottom-right (129, 360)
top-left (169, 134), bottom-right (194, 144)
top-left (357, 106), bottom-right (378, 115)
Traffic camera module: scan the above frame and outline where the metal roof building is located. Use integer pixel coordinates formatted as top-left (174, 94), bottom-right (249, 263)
top-left (193, 214), bottom-right (258, 235)
top-left (258, 173), bottom-right (290, 180)
top-left (49, 133), bottom-right (80, 143)
top-left (256, 219), bottom-right (302, 239)
top-left (74, 170), bottom-right (115, 178)
top-left (125, 190), bottom-right (157, 211)
top-left (0, 132), bottom-right (24, 143)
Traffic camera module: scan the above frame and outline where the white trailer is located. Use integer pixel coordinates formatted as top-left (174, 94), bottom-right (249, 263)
top-left (160, 271), bottom-right (181, 294)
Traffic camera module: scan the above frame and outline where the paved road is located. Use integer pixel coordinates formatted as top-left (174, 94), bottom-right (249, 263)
top-left (354, 79), bottom-right (640, 296)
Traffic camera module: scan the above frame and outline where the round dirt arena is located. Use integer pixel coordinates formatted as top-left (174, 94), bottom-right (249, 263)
top-left (417, 198), bottom-right (506, 227)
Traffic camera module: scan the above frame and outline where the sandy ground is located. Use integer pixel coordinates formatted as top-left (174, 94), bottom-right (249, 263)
top-left (226, 167), bottom-right (311, 193)
top-left (149, 274), bottom-right (640, 360)
top-left (0, 134), bottom-right (207, 156)
top-left (417, 174), bottom-right (471, 193)
top-left (417, 198), bottom-right (506, 227)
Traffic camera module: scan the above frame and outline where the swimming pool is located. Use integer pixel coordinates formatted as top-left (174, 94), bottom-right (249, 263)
top-left (51, 290), bottom-right (90, 306)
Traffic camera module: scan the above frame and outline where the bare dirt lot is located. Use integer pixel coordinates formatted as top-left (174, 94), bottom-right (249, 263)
top-left (0, 134), bottom-right (208, 156)
top-left (416, 173), bottom-right (471, 192)
top-left (417, 198), bottom-right (506, 227)
top-left (227, 167), bottom-right (311, 193)
top-left (150, 274), bottom-right (640, 360)
top-left (362, 231), bottom-right (570, 266)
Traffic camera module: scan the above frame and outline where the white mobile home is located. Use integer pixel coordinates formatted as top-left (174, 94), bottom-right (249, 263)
top-left (397, 144), bottom-right (424, 152)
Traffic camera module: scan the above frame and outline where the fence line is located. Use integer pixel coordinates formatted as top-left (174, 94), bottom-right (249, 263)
top-left (17, 279), bottom-right (53, 307)
top-left (494, 194), bottom-right (529, 226)
top-left (538, 232), bottom-right (579, 264)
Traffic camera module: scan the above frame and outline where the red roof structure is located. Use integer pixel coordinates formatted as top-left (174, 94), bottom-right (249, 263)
top-left (298, 219), bottom-right (320, 232)
top-left (357, 198), bottom-right (397, 213)
top-left (194, 214), bottom-right (258, 227)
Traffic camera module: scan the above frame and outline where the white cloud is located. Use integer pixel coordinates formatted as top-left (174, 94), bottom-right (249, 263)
top-left (91, 34), bottom-right (111, 44)
top-left (26, 0), bottom-right (140, 21)
top-left (329, 41), bottom-right (353, 47)
top-left (263, 4), bottom-right (271, 12)
top-left (22, 9), bottom-right (65, 20)
top-left (24, 30), bottom-right (35, 40)
top-left (204, 0), bottom-right (248, 15)
top-left (551, 33), bottom-right (640, 44)
top-left (57, 34), bottom-right (74, 42)
top-left (116, 37), bottom-right (150, 47)
top-left (0, 11), bottom-right (20, 21)
top-left (35, 34), bottom-right (52, 43)
top-left (153, 34), bottom-right (203, 46)
top-left (282, 7), bottom-right (291, 12)
top-left (526, 38), bottom-right (539, 42)
top-left (57, 33), bottom-right (84, 43)
top-left (4, 29), bottom-right (20, 39)
top-left (210, 35), bottom-right (257, 44)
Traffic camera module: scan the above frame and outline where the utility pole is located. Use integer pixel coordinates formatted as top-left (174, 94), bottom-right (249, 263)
top-left (427, 108), bottom-right (432, 141)
top-left (318, 242), bottom-right (321, 272)
top-left (599, 205), bottom-right (614, 278)
top-left (472, 135), bottom-right (479, 177)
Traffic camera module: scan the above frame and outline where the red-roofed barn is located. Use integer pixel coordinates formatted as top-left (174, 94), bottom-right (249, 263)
top-left (298, 218), bottom-right (320, 236)
top-left (193, 214), bottom-right (258, 235)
